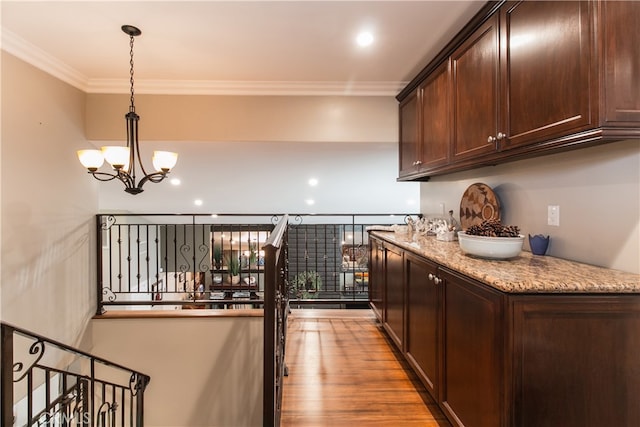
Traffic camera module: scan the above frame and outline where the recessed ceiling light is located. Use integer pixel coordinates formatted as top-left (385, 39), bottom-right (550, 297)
top-left (356, 31), bottom-right (374, 47)
top-left (308, 178), bottom-right (318, 186)
top-left (194, 199), bottom-right (203, 206)
top-left (306, 199), bottom-right (315, 205)
top-left (170, 178), bottom-right (181, 186)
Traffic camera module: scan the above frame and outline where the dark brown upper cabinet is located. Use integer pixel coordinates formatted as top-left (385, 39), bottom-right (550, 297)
top-left (451, 14), bottom-right (500, 162)
top-left (499, 0), bottom-right (594, 151)
top-left (421, 60), bottom-right (452, 170)
top-left (600, 0), bottom-right (640, 127)
top-left (398, 61), bottom-right (451, 180)
top-left (397, 0), bottom-right (640, 181)
top-left (398, 89), bottom-right (420, 178)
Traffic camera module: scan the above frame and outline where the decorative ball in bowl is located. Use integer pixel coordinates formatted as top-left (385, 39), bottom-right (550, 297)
top-left (457, 231), bottom-right (525, 259)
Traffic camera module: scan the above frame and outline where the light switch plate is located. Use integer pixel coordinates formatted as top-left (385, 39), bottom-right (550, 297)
top-left (548, 205), bottom-right (560, 226)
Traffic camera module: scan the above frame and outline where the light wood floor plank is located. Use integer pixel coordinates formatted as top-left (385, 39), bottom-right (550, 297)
top-left (281, 309), bottom-right (450, 427)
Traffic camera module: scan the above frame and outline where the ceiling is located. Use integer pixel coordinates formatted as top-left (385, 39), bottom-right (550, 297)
top-left (1, 1), bottom-right (486, 96)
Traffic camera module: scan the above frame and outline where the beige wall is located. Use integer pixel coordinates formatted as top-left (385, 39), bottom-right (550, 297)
top-left (420, 139), bottom-right (640, 273)
top-left (0, 52), bottom-right (97, 345)
top-left (91, 315), bottom-right (264, 427)
top-left (86, 93), bottom-right (397, 143)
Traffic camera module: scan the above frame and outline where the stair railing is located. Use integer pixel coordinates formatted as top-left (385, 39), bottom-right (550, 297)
top-left (1, 322), bottom-right (150, 427)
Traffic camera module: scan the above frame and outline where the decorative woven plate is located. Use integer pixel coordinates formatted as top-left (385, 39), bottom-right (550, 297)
top-left (459, 183), bottom-right (501, 230)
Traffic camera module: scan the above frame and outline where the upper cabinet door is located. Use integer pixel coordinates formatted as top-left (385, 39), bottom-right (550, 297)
top-left (500, 0), bottom-right (595, 150)
top-left (601, 1), bottom-right (640, 126)
top-left (398, 89), bottom-right (420, 178)
top-left (451, 14), bottom-right (500, 162)
top-left (420, 60), bottom-right (451, 170)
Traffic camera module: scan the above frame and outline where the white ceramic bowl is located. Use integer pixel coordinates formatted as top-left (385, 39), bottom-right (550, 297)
top-left (457, 231), bottom-right (524, 259)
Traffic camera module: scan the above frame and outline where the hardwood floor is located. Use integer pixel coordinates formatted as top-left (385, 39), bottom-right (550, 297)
top-left (281, 309), bottom-right (450, 427)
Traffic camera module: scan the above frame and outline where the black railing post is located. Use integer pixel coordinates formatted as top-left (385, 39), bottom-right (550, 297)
top-left (135, 374), bottom-right (149, 427)
top-left (263, 244), bottom-right (276, 427)
top-left (1, 324), bottom-right (15, 427)
top-left (263, 214), bottom-right (288, 427)
top-left (96, 215), bottom-right (104, 315)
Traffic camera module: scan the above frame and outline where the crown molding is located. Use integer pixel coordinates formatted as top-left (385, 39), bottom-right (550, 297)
top-left (2, 28), bottom-right (89, 91)
top-left (2, 29), bottom-right (405, 96)
top-left (86, 79), bottom-right (407, 96)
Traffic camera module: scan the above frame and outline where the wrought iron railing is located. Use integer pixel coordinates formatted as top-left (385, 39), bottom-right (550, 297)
top-left (1, 322), bottom-right (150, 427)
top-left (95, 213), bottom-right (414, 313)
top-left (262, 214), bottom-right (289, 427)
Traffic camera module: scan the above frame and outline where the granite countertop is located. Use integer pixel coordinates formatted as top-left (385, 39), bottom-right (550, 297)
top-left (369, 231), bottom-right (640, 294)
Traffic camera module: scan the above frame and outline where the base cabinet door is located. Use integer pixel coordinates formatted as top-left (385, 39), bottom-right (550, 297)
top-left (368, 238), bottom-right (385, 322)
top-left (405, 253), bottom-right (440, 399)
top-left (440, 268), bottom-right (504, 427)
top-left (511, 295), bottom-right (640, 427)
top-left (384, 246), bottom-right (404, 350)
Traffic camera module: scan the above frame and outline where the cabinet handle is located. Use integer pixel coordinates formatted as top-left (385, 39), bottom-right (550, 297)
top-left (496, 132), bottom-right (506, 140)
top-left (428, 273), bottom-right (441, 284)
top-left (487, 135), bottom-right (496, 143)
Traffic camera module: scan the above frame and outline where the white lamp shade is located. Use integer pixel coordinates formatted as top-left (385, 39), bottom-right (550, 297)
top-left (152, 151), bottom-right (178, 172)
top-left (77, 149), bottom-right (105, 170)
top-left (101, 146), bottom-right (130, 169)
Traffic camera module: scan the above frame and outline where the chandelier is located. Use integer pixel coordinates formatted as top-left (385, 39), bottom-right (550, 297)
top-left (77, 25), bottom-right (178, 195)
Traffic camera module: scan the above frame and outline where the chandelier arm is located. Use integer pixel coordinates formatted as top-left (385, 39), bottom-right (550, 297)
top-left (134, 172), bottom-right (169, 191)
top-left (117, 170), bottom-right (137, 191)
top-left (88, 171), bottom-right (121, 182)
top-left (130, 114), bottom-right (151, 179)
top-left (125, 111), bottom-right (138, 179)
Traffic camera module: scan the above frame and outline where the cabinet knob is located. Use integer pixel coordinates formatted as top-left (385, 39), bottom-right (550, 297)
top-left (496, 132), bottom-right (506, 140)
top-left (428, 273), bottom-right (435, 281)
top-left (416, 160), bottom-right (422, 165)
top-left (487, 135), bottom-right (496, 143)
top-left (434, 277), bottom-right (442, 285)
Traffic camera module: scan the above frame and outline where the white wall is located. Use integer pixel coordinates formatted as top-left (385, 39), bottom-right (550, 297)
top-left (96, 140), bottom-right (420, 215)
top-left (420, 139), bottom-right (640, 273)
top-left (91, 315), bottom-right (264, 427)
top-left (1, 52), bottom-right (98, 345)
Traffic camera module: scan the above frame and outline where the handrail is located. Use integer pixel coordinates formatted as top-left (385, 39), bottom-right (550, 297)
top-left (1, 321), bottom-right (150, 427)
top-left (263, 214), bottom-right (289, 427)
top-left (263, 214), bottom-right (288, 249)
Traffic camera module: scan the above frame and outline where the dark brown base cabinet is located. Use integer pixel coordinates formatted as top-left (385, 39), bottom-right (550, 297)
top-left (405, 253), bottom-right (440, 398)
top-left (511, 296), bottom-right (640, 427)
top-left (368, 236), bottom-right (640, 427)
top-left (439, 268), bottom-right (504, 427)
top-left (368, 238), bottom-right (385, 322)
top-left (383, 245), bottom-right (404, 350)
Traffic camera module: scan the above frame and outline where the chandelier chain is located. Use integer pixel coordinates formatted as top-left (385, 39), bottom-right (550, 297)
top-left (129, 34), bottom-right (136, 112)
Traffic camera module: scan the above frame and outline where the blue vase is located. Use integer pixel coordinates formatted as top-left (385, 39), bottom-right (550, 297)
top-left (528, 234), bottom-right (550, 255)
